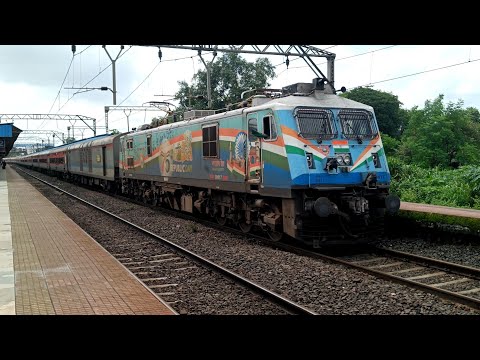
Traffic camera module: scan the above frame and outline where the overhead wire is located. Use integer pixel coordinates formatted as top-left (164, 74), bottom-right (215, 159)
top-left (115, 60), bottom-right (161, 107)
top-left (47, 57), bottom-right (74, 115)
top-left (76, 45), bottom-right (92, 57)
top-left (355, 57), bottom-right (480, 88)
top-left (112, 56), bottom-right (198, 110)
top-left (53, 46), bottom-right (133, 115)
top-left (276, 45), bottom-right (398, 76)
top-left (42, 46), bottom-right (480, 136)
top-left (47, 46), bottom-right (94, 117)
top-left (37, 46), bottom-right (132, 134)
top-left (106, 54), bottom-right (198, 126)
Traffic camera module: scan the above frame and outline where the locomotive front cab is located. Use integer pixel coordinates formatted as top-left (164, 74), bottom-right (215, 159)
top-left (277, 89), bottom-right (400, 246)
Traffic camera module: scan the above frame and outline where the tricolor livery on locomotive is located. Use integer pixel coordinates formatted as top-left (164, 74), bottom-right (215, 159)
top-left (11, 78), bottom-right (400, 246)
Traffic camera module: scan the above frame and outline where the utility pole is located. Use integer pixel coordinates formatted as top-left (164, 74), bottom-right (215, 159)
top-left (102, 45), bottom-right (125, 105)
top-left (198, 50), bottom-right (217, 109)
top-left (123, 109), bottom-right (132, 132)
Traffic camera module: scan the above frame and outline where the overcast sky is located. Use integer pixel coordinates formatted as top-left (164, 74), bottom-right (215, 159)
top-left (1, 45), bottom-right (479, 146)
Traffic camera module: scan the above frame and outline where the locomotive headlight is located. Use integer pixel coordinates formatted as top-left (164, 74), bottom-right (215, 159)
top-left (343, 154), bottom-right (351, 165)
top-left (372, 152), bottom-right (381, 168)
top-left (336, 155), bottom-right (344, 165)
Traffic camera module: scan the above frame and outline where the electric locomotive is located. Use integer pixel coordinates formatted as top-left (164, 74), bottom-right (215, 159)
top-left (118, 78), bottom-right (400, 246)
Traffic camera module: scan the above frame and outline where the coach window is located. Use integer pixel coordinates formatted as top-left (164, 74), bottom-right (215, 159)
top-left (127, 157), bottom-right (134, 169)
top-left (202, 124), bottom-right (218, 158)
top-left (147, 135), bottom-right (152, 156)
top-left (262, 115), bottom-right (277, 141)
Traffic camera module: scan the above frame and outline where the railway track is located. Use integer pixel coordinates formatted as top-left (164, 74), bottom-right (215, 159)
top-left (16, 166), bottom-right (316, 315)
top-left (16, 166), bottom-right (480, 312)
top-left (345, 247), bottom-right (480, 309)
top-left (138, 194), bottom-right (480, 310)
top-left (127, 190), bottom-right (480, 310)
top-left (270, 243), bottom-right (480, 310)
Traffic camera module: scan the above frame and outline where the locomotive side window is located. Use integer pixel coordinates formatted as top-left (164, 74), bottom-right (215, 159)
top-left (248, 118), bottom-right (258, 139)
top-left (147, 135), bottom-right (152, 156)
top-left (262, 115), bottom-right (277, 141)
top-left (202, 124), bottom-right (218, 158)
top-left (294, 108), bottom-right (336, 140)
top-left (126, 139), bottom-right (133, 149)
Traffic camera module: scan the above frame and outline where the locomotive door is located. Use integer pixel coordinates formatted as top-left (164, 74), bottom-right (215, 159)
top-left (246, 113), bottom-right (262, 183)
top-left (120, 138), bottom-right (127, 175)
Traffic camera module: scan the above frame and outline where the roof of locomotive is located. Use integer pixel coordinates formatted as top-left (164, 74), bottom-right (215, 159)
top-left (269, 93), bottom-right (374, 112)
top-left (123, 93), bottom-right (375, 137)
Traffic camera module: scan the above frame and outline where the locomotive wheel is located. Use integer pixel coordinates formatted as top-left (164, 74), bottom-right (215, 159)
top-left (267, 230), bottom-right (283, 242)
top-left (216, 215), bottom-right (227, 226)
top-left (266, 203), bottom-right (283, 241)
top-left (238, 221), bottom-right (252, 233)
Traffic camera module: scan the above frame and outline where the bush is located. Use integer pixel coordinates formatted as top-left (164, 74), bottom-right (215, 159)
top-left (390, 160), bottom-right (480, 209)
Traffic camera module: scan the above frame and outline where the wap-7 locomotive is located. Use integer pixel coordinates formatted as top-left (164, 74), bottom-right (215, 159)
top-left (119, 78), bottom-right (400, 245)
top-left (13, 78), bottom-right (400, 246)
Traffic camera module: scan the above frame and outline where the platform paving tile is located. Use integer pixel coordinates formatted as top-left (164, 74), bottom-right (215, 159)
top-left (5, 167), bottom-right (176, 315)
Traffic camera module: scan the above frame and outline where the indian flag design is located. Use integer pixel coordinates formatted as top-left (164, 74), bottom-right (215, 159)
top-left (332, 140), bottom-right (349, 153)
top-left (281, 125), bottom-right (329, 160)
top-left (350, 135), bottom-right (383, 171)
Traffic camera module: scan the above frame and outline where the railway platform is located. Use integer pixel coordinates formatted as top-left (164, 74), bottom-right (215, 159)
top-left (400, 201), bottom-right (480, 219)
top-left (0, 166), bottom-right (177, 315)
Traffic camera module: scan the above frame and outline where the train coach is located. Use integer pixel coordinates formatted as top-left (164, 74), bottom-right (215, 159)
top-left (11, 133), bottom-right (123, 188)
top-left (65, 133), bottom-right (123, 190)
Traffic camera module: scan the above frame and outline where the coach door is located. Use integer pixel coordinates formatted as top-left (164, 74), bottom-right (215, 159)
top-left (246, 113), bottom-right (262, 186)
top-left (66, 151), bottom-right (70, 173)
top-left (102, 146), bottom-right (107, 177)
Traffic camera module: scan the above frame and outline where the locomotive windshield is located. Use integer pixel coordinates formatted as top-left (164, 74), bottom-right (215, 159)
top-left (294, 108), bottom-right (336, 140)
top-left (338, 109), bottom-right (377, 140)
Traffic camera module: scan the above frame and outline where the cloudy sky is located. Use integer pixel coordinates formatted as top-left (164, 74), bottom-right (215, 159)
top-left (1, 45), bottom-right (479, 147)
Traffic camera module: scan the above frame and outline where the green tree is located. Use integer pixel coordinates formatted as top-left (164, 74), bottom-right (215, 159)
top-left (380, 132), bottom-right (400, 157)
top-left (341, 86), bottom-right (405, 138)
top-left (398, 95), bottom-right (480, 168)
top-left (466, 107), bottom-right (480, 123)
top-left (175, 53), bottom-right (276, 111)
top-left (110, 129), bottom-right (120, 135)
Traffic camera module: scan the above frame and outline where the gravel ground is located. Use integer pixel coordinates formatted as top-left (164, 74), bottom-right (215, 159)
top-left (17, 167), bottom-right (480, 315)
top-left (378, 236), bottom-right (480, 269)
top-left (20, 174), bottom-right (287, 315)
